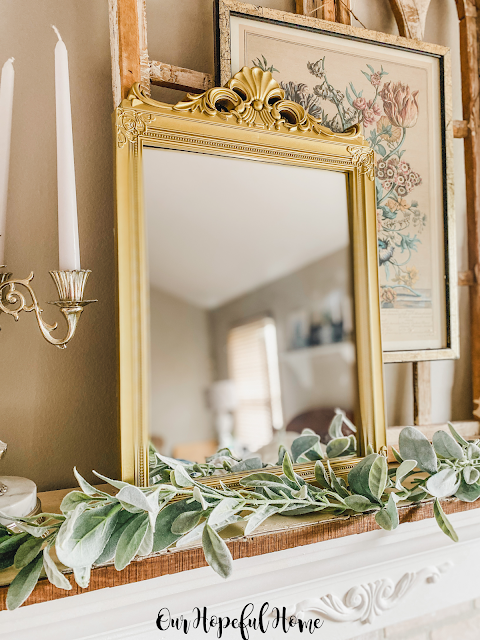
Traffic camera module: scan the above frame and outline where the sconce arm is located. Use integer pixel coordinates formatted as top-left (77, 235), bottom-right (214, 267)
top-left (0, 270), bottom-right (96, 349)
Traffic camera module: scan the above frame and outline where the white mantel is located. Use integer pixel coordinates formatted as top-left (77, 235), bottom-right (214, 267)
top-left (1, 508), bottom-right (480, 640)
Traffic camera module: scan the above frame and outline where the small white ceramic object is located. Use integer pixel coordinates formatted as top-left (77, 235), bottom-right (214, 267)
top-left (0, 476), bottom-right (37, 525)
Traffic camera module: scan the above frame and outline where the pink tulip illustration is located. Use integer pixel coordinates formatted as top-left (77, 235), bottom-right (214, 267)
top-left (380, 81), bottom-right (419, 129)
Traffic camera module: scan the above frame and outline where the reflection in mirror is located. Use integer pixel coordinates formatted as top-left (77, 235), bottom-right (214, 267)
top-left (144, 147), bottom-right (357, 467)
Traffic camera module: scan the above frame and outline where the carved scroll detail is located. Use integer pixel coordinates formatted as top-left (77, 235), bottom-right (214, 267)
top-left (348, 145), bottom-right (375, 180)
top-left (172, 67), bottom-right (362, 138)
top-left (117, 108), bottom-right (155, 147)
top-left (278, 562), bottom-right (452, 626)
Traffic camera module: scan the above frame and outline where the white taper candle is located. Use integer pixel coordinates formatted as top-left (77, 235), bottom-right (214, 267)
top-left (53, 26), bottom-right (80, 271)
top-left (0, 58), bottom-right (14, 266)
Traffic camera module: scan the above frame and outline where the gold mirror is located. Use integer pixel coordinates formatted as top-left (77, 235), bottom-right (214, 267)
top-left (115, 67), bottom-right (386, 486)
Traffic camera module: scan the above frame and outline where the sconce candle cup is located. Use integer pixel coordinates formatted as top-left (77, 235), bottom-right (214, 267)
top-left (0, 267), bottom-right (96, 348)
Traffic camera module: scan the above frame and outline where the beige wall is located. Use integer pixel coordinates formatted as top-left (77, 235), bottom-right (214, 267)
top-left (0, 0), bottom-right (471, 489)
top-left (209, 248), bottom-right (355, 423)
top-left (150, 287), bottom-right (213, 454)
top-left (0, 1), bottom-right (118, 491)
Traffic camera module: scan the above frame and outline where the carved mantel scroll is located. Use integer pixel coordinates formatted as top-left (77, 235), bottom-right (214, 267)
top-left (276, 562), bottom-right (453, 626)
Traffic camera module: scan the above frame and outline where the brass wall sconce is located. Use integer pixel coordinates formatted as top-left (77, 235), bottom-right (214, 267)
top-left (0, 268), bottom-right (96, 349)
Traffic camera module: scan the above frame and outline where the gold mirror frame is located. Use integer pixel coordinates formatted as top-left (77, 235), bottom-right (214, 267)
top-left (114, 67), bottom-right (386, 486)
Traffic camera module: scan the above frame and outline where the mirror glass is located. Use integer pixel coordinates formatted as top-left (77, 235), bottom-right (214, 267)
top-left (144, 147), bottom-right (357, 465)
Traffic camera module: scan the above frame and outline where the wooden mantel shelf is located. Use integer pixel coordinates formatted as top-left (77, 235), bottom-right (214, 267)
top-left (1, 485), bottom-right (479, 611)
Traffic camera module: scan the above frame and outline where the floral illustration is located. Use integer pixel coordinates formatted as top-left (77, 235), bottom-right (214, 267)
top-left (254, 56), bottom-right (428, 309)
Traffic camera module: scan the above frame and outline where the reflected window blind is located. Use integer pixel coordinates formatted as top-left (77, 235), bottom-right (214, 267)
top-left (227, 317), bottom-right (283, 452)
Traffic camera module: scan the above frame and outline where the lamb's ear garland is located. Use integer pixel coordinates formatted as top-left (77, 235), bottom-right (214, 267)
top-left (2, 424), bottom-right (476, 610)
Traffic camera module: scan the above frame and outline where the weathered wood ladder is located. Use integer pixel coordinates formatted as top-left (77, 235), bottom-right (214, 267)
top-left (109, 0), bottom-right (480, 430)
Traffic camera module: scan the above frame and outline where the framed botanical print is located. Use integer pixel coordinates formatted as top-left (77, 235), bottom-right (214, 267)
top-left (216, 0), bottom-right (458, 363)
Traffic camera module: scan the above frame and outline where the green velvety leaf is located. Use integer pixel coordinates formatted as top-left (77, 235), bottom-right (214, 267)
top-left (61, 491), bottom-right (99, 514)
top-left (395, 459), bottom-right (417, 491)
top-left (391, 447), bottom-right (403, 464)
top-left (448, 422), bottom-right (469, 447)
top-left (291, 484), bottom-right (308, 500)
top-left (240, 473), bottom-right (285, 489)
top-left (91, 471), bottom-right (130, 491)
top-left (43, 544), bottom-right (72, 591)
top-left (433, 498), bottom-right (458, 542)
top-left (244, 505), bottom-right (279, 535)
top-left (193, 486), bottom-right (209, 510)
top-left (432, 431), bottom-right (464, 460)
top-left (409, 489), bottom-right (428, 502)
top-left (116, 485), bottom-right (153, 512)
top-left (368, 455), bottom-right (388, 501)
top-left (73, 565), bottom-right (91, 588)
top-left (425, 469), bottom-right (460, 498)
top-left (335, 409), bottom-right (357, 434)
top-left (280, 475), bottom-right (300, 491)
top-left (399, 427), bottom-right (438, 475)
top-left (466, 443), bottom-right (480, 460)
top-left (95, 510), bottom-right (136, 565)
top-left (8, 521), bottom-right (54, 538)
top-left (276, 446), bottom-right (287, 466)
top-left (0, 552), bottom-right (16, 570)
top-left (282, 505), bottom-right (327, 516)
top-left (374, 494), bottom-right (399, 531)
top-left (56, 502), bottom-right (122, 569)
top-left (347, 454), bottom-right (379, 502)
top-left (282, 451), bottom-right (297, 484)
top-left (346, 435), bottom-right (357, 455)
top-left (152, 499), bottom-right (203, 553)
top-left (176, 515), bottom-right (242, 549)
top-left (73, 468), bottom-right (102, 497)
top-left (291, 435), bottom-right (320, 463)
top-left (327, 461), bottom-right (349, 498)
top-left (344, 495), bottom-right (378, 512)
top-left (202, 524), bottom-right (232, 580)
top-left (375, 508), bottom-right (392, 530)
top-left (328, 414), bottom-right (344, 439)
top-left (116, 485), bottom-right (171, 529)
top-left (229, 458), bottom-right (263, 473)
top-left (6, 551), bottom-right (44, 610)
top-left (173, 465), bottom-right (194, 488)
top-left (385, 493), bottom-right (399, 529)
top-left (171, 510), bottom-right (203, 535)
top-left (463, 466), bottom-right (480, 485)
top-left (14, 536), bottom-right (45, 569)
top-left (137, 523), bottom-right (154, 557)
top-left (314, 461), bottom-right (331, 489)
top-left (208, 498), bottom-right (241, 529)
top-left (114, 513), bottom-right (149, 571)
top-left (0, 532), bottom-right (29, 556)
top-left (304, 448), bottom-right (324, 461)
top-left (326, 437), bottom-right (350, 459)
top-left (455, 478), bottom-right (480, 502)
